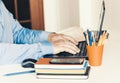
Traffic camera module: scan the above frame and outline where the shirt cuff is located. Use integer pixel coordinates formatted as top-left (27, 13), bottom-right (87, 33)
top-left (38, 41), bottom-right (53, 56)
top-left (39, 31), bottom-right (51, 41)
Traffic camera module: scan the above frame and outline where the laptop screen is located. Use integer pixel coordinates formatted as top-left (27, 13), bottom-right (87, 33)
top-left (97, 0), bottom-right (106, 41)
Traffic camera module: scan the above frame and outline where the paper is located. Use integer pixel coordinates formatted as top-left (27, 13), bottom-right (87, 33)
top-left (57, 26), bottom-right (85, 41)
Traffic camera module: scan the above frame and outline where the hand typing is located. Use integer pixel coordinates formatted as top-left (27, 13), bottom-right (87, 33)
top-left (48, 33), bottom-right (80, 54)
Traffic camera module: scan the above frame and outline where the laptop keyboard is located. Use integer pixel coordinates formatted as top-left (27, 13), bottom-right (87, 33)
top-left (43, 41), bottom-right (87, 58)
top-left (54, 41), bottom-right (87, 58)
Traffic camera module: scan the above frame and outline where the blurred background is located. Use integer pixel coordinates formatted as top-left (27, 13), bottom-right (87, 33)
top-left (2, 0), bottom-right (120, 34)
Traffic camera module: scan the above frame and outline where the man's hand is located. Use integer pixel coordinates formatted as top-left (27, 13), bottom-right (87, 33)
top-left (48, 33), bottom-right (80, 54)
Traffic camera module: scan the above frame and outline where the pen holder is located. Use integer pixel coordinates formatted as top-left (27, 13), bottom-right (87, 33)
top-left (86, 45), bottom-right (104, 66)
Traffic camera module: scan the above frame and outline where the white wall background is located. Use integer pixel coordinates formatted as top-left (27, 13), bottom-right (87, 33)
top-left (79, 0), bottom-right (103, 30)
top-left (79, 0), bottom-right (120, 32)
top-left (44, 0), bottom-right (120, 34)
top-left (104, 0), bottom-right (120, 42)
top-left (104, 0), bottom-right (120, 32)
top-left (44, 0), bottom-right (79, 32)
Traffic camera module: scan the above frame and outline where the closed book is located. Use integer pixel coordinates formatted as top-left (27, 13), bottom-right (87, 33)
top-left (36, 66), bottom-right (90, 80)
top-left (35, 58), bottom-right (88, 69)
top-left (35, 67), bottom-right (87, 75)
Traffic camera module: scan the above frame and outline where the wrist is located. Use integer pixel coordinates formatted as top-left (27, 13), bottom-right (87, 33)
top-left (48, 32), bottom-right (57, 42)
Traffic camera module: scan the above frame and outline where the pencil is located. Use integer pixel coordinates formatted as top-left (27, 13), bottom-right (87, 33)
top-left (3, 70), bottom-right (35, 76)
top-left (86, 34), bottom-right (90, 46)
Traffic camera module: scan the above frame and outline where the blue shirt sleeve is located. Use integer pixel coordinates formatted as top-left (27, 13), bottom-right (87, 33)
top-left (0, 1), bottom-right (54, 65)
top-left (13, 21), bottom-right (51, 44)
top-left (15, 28), bottom-right (51, 44)
top-left (0, 42), bottom-right (53, 65)
top-left (1, 0), bottom-right (51, 44)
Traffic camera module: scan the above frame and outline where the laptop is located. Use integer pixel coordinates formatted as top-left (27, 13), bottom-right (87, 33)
top-left (44, 1), bottom-right (106, 59)
top-left (97, 0), bottom-right (106, 41)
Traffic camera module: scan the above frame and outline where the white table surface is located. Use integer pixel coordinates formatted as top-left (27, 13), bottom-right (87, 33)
top-left (0, 27), bottom-right (120, 83)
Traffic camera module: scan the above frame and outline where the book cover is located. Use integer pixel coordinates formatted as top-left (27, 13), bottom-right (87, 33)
top-left (36, 66), bottom-right (91, 80)
top-left (35, 58), bottom-right (88, 69)
top-left (35, 65), bottom-right (87, 75)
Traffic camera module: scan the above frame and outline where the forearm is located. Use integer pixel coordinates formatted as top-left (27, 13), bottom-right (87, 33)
top-left (0, 1), bottom-right (51, 44)
top-left (13, 25), bottom-right (51, 44)
top-left (0, 42), bottom-right (53, 65)
top-left (6, 8), bottom-right (50, 44)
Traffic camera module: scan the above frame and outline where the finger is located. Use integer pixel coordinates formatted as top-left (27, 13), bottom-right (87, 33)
top-left (53, 44), bottom-right (76, 54)
top-left (63, 35), bottom-right (78, 45)
top-left (53, 39), bottom-right (80, 54)
top-left (63, 47), bottom-right (77, 54)
top-left (62, 41), bottom-right (80, 53)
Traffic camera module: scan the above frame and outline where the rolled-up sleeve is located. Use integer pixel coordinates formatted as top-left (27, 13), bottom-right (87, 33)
top-left (0, 1), bottom-right (54, 65)
top-left (0, 42), bottom-right (53, 65)
top-left (13, 24), bottom-right (51, 44)
top-left (0, 0), bottom-right (50, 44)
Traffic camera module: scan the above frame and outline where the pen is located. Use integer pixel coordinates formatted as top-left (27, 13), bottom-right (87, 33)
top-left (86, 34), bottom-right (90, 45)
top-left (87, 29), bottom-right (93, 46)
top-left (4, 70), bottom-right (35, 76)
top-left (91, 32), bottom-right (96, 46)
top-left (97, 35), bottom-right (103, 46)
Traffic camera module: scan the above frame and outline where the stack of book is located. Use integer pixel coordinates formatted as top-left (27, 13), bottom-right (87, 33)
top-left (34, 58), bottom-right (90, 80)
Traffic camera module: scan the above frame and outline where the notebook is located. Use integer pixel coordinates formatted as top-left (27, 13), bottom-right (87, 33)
top-left (36, 66), bottom-right (91, 80)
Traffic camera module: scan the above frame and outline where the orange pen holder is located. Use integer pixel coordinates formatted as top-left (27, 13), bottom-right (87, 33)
top-left (86, 45), bottom-right (104, 66)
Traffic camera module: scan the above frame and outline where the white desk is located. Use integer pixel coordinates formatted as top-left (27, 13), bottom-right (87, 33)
top-left (0, 27), bottom-right (120, 83)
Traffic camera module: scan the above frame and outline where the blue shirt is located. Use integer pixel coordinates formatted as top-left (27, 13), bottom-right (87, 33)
top-left (0, 1), bottom-right (53, 65)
